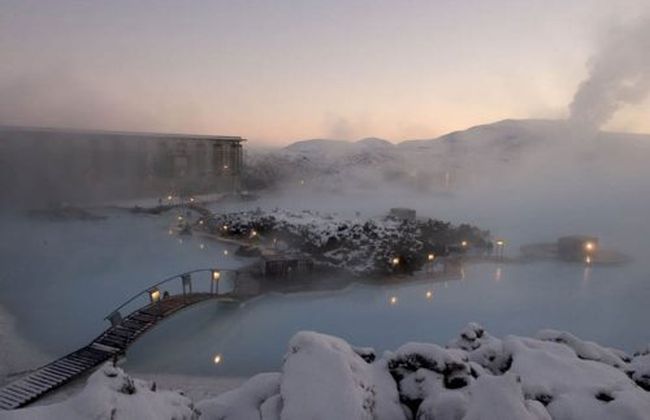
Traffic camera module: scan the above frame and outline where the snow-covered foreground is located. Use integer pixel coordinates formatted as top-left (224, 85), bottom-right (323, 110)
top-left (3, 365), bottom-right (199, 419)
top-left (9, 326), bottom-right (650, 419)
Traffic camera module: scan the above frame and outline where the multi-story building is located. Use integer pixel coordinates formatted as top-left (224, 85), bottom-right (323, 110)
top-left (0, 126), bottom-right (245, 208)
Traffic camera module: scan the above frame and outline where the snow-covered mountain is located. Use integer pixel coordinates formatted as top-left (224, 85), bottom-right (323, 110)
top-left (244, 119), bottom-right (650, 192)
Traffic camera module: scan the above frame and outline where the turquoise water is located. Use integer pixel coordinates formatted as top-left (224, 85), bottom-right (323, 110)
top-left (2, 175), bottom-right (650, 378)
top-left (123, 258), bottom-right (650, 377)
top-left (0, 209), bottom-right (249, 362)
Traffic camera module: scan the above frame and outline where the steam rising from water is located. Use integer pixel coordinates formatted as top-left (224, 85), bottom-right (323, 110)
top-left (569, 14), bottom-right (650, 128)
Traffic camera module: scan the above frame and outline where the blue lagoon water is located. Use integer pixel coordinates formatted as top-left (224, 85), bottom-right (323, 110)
top-left (123, 258), bottom-right (650, 377)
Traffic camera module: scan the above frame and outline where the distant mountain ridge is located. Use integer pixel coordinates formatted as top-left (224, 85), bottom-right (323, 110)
top-left (244, 119), bottom-right (650, 192)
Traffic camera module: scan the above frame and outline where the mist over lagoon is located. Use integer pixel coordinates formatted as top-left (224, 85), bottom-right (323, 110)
top-left (1, 2), bottom-right (650, 419)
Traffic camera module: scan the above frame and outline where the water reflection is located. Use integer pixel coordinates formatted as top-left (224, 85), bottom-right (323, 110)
top-left (124, 259), bottom-right (648, 377)
top-left (494, 266), bottom-right (502, 282)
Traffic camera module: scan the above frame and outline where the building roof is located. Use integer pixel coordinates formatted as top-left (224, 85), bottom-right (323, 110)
top-left (0, 125), bottom-right (246, 142)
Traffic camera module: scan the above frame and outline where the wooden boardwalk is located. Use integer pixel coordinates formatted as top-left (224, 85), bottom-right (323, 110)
top-left (0, 268), bottom-right (254, 410)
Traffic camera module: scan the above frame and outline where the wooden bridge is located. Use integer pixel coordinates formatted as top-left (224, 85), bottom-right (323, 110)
top-left (0, 268), bottom-right (255, 410)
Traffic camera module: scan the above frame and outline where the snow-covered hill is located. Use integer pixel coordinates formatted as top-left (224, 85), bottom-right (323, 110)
top-left (244, 119), bottom-right (650, 193)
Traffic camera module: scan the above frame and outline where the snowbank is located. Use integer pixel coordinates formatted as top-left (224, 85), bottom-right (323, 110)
top-left (3, 364), bottom-right (198, 419)
top-left (197, 326), bottom-right (650, 420)
top-left (6, 326), bottom-right (648, 419)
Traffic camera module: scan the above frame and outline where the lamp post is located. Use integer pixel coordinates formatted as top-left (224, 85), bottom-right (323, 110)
top-left (584, 241), bottom-right (595, 265)
top-left (148, 287), bottom-right (161, 304)
top-left (495, 239), bottom-right (506, 260)
top-left (427, 253), bottom-right (435, 274)
top-left (148, 287), bottom-right (162, 316)
top-left (211, 270), bottom-right (221, 294)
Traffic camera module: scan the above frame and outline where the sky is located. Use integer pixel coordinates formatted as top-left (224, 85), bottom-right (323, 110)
top-left (0, 0), bottom-right (648, 145)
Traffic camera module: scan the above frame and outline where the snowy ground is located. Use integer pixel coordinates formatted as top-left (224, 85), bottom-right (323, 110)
top-left (7, 326), bottom-right (650, 419)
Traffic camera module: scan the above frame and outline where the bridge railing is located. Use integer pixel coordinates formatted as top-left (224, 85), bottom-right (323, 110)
top-left (104, 268), bottom-right (238, 327)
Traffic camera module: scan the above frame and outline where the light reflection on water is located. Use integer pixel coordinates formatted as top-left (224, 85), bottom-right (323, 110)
top-left (124, 259), bottom-right (650, 377)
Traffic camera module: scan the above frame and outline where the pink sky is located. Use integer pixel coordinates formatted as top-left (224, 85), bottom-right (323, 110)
top-left (1, 0), bottom-right (648, 145)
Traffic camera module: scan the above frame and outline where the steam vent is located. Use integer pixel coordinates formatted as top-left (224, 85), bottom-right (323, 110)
top-left (0, 126), bottom-right (245, 207)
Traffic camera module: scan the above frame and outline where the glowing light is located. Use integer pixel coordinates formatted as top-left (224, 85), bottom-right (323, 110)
top-left (212, 271), bottom-right (221, 281)
top-left (177, 215), bottom-right (183, 221)
top-left (189, 197), bottom-right (195, 203)
top-left (585, 242), bottom-right (595, 252)
top-left (213, 354), bottom-right (222, 364)
top-left (224, 250), bottom-right (229, 256)
top-left (427, 253), bottom-right (435, 261)
top-left (389, 296), bottom-right (398, 305)
top-left (461, 241), bottom-right (468, 247)
top-left (425, 290), bottom-right (433, 299)
top-left (200, 243), bottom-right (205, 250)
top-left (496, 239), bottom-right (505, 247)
top-left (585, 256), bottom-right (592, 265)
top-left (250, 230), bottom-right (258, 237)
top-left (223, 164), bottom-right (229, 170)
top-left (391, 257), bottom-right (400, 266)
top-left (167, 195), bottom-right (173, 201)
top-left (149, 288), bottom-right (161, 303)
top-left (222, 225), bottom-right (228, 231)
top-left (199, 220), bottom-right (204, 225)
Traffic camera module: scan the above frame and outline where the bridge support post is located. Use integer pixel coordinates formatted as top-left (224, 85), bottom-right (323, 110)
top-left (107, 310), bottom-right (123, 327)
top-left (182, 274), bottom-right (192, 295)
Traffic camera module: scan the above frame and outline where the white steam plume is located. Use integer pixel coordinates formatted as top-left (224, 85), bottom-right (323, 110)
top-left (569, 14), bottom-right (650, 128)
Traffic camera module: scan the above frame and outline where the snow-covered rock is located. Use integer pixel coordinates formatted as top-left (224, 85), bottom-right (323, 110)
top-left (280, 331), bottom-right (408, 420)
top-left (463, 374), bottom-right (551, 420)
top-left (448, 322), bottom-right (510, 375)
top-left (15, 326), bottom-right (648, 419)
top-left (204, 208), bottom-right (490, 275)
top-left (536, 329), bottom-right (628, 368)
top-left (630, 349), bottom-right (650, 391)
top-left (196, 326), bottom-right (650, 420)
top-left (3, 364), bottom-right (198, 420)
top-left (196, 372), bottom-right (280, 420)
